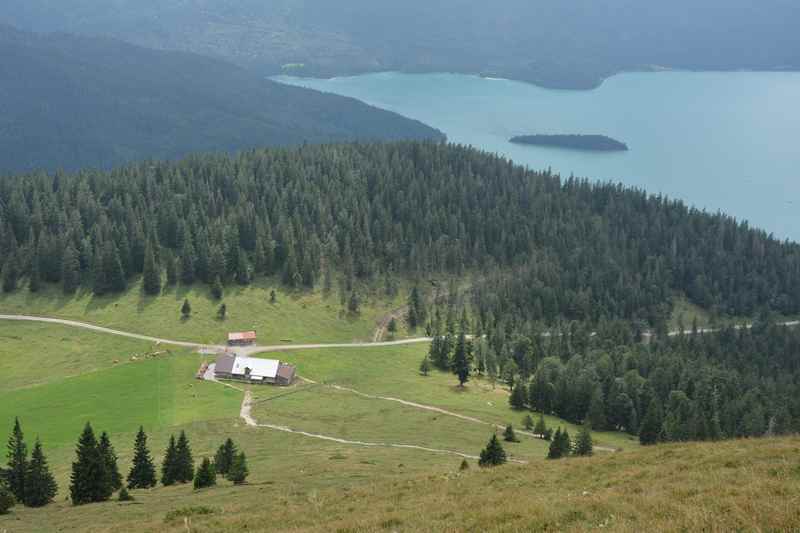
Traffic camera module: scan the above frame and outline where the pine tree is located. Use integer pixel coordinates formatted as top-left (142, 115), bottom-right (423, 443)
top-left (142, 241), bottom-right (161, 295)
top-left (211, 275), bottom-right (224, 300)
top-left (574, 422), bottom-right (593, 456)
top-left (118, 486), bottom-right (134, 502)
top-left (639, 399), bottom-right (663, 446)
top-left (387, 318), bottom-right (398, 338)
top-left (522, 414), bottom-right (535, 431)
top-left (269, 289), bottom-right (277, 304)
top-left (348, 291), bottom-right (360, 314)
top-left (2, 259), bottom-right (18, 293)
top-left (478, 434), bottom-right (507, 467)
top-left (213, 438), bottom-right (237, 476)
top-left (5, 417), bottom-right (27, 502)
top-left (547, 428), bottom-right (563, 459)
top-left (62, 243), bottom-right (81, 294)
top-left (217, 303), bottom-right (227, 320)
top-left (559, 429), bottom-right (572, 457)
top-left (70, 422), bottom-right (112, 505)
top-left (0, 483), bottom-right (14, 514)
top-left (28, 250), bottom-right (41, 293)
top-left (181, 299), bottom-right (192, 319)
top-left (161, 435), bottom-right (178, 486)
top-left (193, 458), bottom-right (216, 489)
top-left (23, 438), bottom-right (57, 507)
top-left (459, 458), bottom-right (470, 471)
top-left (98, 432), bottom-right (122, 491)
top-left (127, 427), bottom-right (156, 489)
top-left (174, 431), bottom-right (194, 483)
top-left (419, 355), bottom-right (432, 376)
top-left (452, 331), bottom-right (470, 386)
top-left (534, 413), bottom-right (548, 440)
top-left (587, 388), bottom-right (607, 431)
top-left (509, 382), bottom-right (527, 409)
top-left (226, 452), bottom-right (249, 485)
top-left (503, 424), bottom-right (519, 443)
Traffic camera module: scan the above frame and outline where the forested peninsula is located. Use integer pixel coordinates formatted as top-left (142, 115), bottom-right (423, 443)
top-left (510, 135), bottom-right (629, 151)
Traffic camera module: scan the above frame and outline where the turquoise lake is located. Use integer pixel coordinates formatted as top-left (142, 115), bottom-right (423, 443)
top-left (274, 72), bottom-right (800, 242)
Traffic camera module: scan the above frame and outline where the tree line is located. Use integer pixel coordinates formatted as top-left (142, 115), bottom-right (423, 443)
top-left (1, 419), bottom-right (248, 514)
top-left (1, 142), bottom-right (798, 329)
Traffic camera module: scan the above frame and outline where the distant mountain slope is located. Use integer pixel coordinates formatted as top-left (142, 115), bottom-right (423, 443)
top-left (1, 1), bottom-right (798, 89)
top-left (0, 25), bottom-right (443, 174)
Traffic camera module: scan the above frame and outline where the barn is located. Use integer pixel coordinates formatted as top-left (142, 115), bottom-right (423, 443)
top-left (227, 331), bottom-right (257, 346)
top-left (213, 354), bottom-right (296, 386)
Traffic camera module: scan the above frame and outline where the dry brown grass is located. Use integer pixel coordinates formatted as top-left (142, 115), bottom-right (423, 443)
top-left (3, 436), bottom-right (798, 532)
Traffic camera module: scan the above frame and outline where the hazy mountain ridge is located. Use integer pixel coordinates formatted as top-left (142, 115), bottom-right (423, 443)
top-left (0, 24), bottom-right (443, 174)
top-left (1, 0), bottom-right (798, 89)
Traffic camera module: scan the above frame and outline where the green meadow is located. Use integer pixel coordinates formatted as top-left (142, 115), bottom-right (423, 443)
top-left (0, 278), bottom-right (403, 345)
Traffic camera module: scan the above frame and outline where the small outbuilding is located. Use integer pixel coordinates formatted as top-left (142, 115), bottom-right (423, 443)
top-left (228, 331), bottom-right (257, 346)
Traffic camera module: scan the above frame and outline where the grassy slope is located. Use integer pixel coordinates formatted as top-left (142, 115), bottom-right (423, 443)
top-left (3, 436), bottom-right (798, 532)
top-left (272, 344), bottom-right (636, 451)
top-left (0, 279), bottom-right (401, 345)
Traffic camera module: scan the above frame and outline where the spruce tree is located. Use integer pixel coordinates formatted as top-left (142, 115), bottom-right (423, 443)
top-left (161, 435), bottom-right (178, 486)
top-left (174, 431), bottom-right (194, 483)
top-left (547, 428), bottom-right (563, 459)
top-left (6, 417), bottom-right (27, 502)
top-left (217, 303), bottom-right (227, 320)
top-left (478, 434), bottom-right (507, 467)
top-left (181, 299), bottom-right (192, 319)
top-left (452, 331), bottom-right (470, 386)
top-left (70, 422), bottom-right (112, 505)
top-left (213, 438), bottom-right (237, 476)
top-left (459, 458), bottom-right (470, 471)
top-left (211, 275), bottom-right (224, 300)
top-left (62, 243), bottom-right (81, 294)
top-left (534, 413), bottom-right (548, 439)
top-left (503, 424), bottom-right (519, 443)
top-left (142, 241), bottom-right (161, 295)
top-left (523, 414), bottom-right (535, 431)
top-left (226, 452), bottom-right (249, 485)
top-left (387, 318), bottom-right (398, 338)
top-left (127, 427), bottom-right (156, 489)
top-left (0, 483), bottom-right (14, 514)
top-left (98, 432), bottom-right (122, 491)
top-left (2, 259), bottom-right (18, 293)
top-left (639, 399), bottom-right (664, 446)
top-left (419, 355), bottom-right (432, 376)
top-left (559, 429), bottom-right (572, 457)
top-left (23, 438), bottom-right (57, 507)
top-left (193, 458), bottom-right (216, 489)
top-left (509, 382), bottom-right (527, 409)
top-left (118, 486), bottom-right (133, 502)
top-left (574, 422), bottom-right (593, 456)
top-left (28, 250), bottom-right (41, 293)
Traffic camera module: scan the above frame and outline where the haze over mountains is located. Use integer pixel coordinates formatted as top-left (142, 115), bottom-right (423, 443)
top-left (2, 0), bottom-right (798, 89)
top-left (0, 24), bottom-right (442, 174)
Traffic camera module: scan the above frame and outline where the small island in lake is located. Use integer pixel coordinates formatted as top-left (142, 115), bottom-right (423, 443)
top-left (510, 134), bottom-right (629, 151)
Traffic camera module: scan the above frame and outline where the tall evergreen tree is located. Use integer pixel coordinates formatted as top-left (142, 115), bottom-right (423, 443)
top-left (62, 243), bottom-right (81, 294)
top-left (5, 418), bottom-right (27, 502)
top-left (639, 399), bottom-right (664, 446)
top-left (174, 431), bottom-right (194, 483)
top-left (534, 413), bottom-right (549, 439)
top-left (98, 432), bottom-right (122, 491)
top-left (478, 434), bottom-right (507, 467)
top-left (161, 435), bottom-right (178, 486)
top-left (181, 298), bottom-right (192, 319)
top-left (28, 249), bottom-right (41, 293)
top-left (503, 424), bottom-right (519, 443)
top-left (193, 458), bottom-right (216, 489)
top-left (142, 240), bottom-right (161, 295)
top-left (509, 382), bottom-right (527, 410)
top-left (213, 438), bottom-right (237, 476)
top-left (452, 331), bottom-right (470, 386)
top-left (0, 483), bottom-right (14, 514)
top-left (69, 423), bottom-right (112, 505)
top-left (226, 452), bottom-right (249, 485)
top-left (127, 427), bottom-right (156, 489)
top-left (547, 428), bottom-right (564, 459)
top-left (574, 422), bottom-right (594, 456)
top-left (23, 438), bottom-right (57, 507)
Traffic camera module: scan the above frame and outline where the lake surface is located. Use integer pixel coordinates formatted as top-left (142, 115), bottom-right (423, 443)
top-left (274, 71), bottom-right (800, 242)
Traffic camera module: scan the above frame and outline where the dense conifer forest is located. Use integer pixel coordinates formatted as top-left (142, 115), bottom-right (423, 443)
top-left (1, 142), bottom-right (798, 324)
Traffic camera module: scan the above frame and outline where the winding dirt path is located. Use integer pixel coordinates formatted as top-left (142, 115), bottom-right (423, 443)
top-left (239, 390), bottom-right (526, 463)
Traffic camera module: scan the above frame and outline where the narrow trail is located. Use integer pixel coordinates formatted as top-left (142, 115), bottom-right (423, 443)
top-left (0, 314), bottom-right (432, 353)
top-left (372, 304), bottom-right (409, 342)
top-left (240, 390), bottom-right (526, 463)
